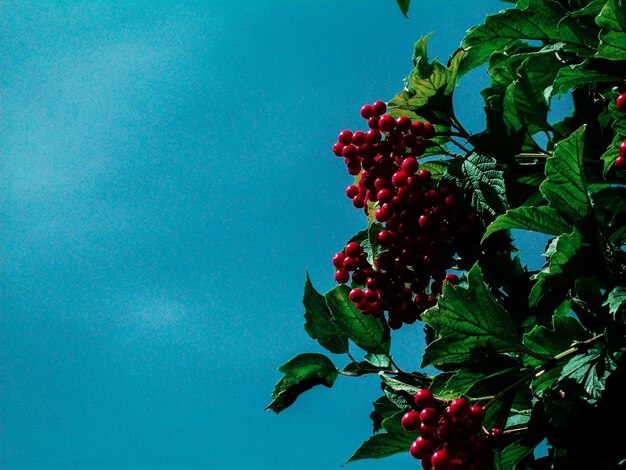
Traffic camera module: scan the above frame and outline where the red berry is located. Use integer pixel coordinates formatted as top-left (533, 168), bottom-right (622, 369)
top-left (338, 130), bottom-right (353, 145)
top-left (412, 436), bottom-right (436, 457)
top-left (372, 100), bottom-right (387, 115)
top-left (420, 407), bottom-right (440, 426)
top-left (431, 450), bottom-right (451, 469)
top-left (345, 242), bottom-right (362, 258)
top-left (348, 288), bottom-right (364, 303)
top-left (360, 104), bottom-right (374, 119)
top-left (468, 405), bottom-right (485, 423)
top-left (449, 459), bottom-right (467, 470)
top-left (401, 410), bottom-right (421, 431)
top-left (410, 120), bottom-right (425, 136)
top-left (401, 157), bottom-right (419, 175)
top-left (392, 171), bottom-right (409, 187)
top-left (365, 129), bottom-right (382, 144)
top-left (396, 115), bottom-right (412, 132)
top-left (449, 398), bottom-right (469, 419)
top-left (332, 252), bottom-right (346, 269)
top-left (334, 269), bottom-right (349, 284)
top-left (616, 92), bottom-right (626, 112)
top-left (415, 388), bottom-right (435, 408)
top-left (332, 142), bottom-right (344, 156)
top-left (346, 185), bottom-right (359, 199)
top-left (615, 155), bottom-right (626, 170)
top-left (444, 273), bottom-right (460, 285)
top-left (342, 256), bottom-right (358, 271)
top-left (379, 114), bottom-right (396, 132)
top-left (367, 116), bottom-right (380, 130)
top-left (422, 123), bottom-right (435, 139)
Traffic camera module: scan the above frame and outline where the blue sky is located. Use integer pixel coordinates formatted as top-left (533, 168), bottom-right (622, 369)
top-left (1, 1), bottom-right (557, 468)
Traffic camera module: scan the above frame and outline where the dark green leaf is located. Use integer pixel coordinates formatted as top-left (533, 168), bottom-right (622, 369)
top-left (460, 0), bottom-right (596, 76)
top-left (345, 412), bottom-right (416, 463)
top-left (523, 313), bottom-right (590, 393)
top-left (589, 185), bottom-right (626, 244)
top-left (364, 353), bottom-right (391, 368)
top-left (421, 263), bottom-right (522, 367)
top-left (548, 60), bottom-right (620, 97)
top-left (380, 372), bottom-right (431, 409)
top-left (500, 443), bottom-right (536, 468)
top-left (418, 160), bottom-right (448, 180)
top-left (444, 366), bottom-right (521, 397)
top-left (596, 0), bottom-right (626, 60)
top-left (266, 353), bottom-right (338, 413)
top-left (529, 228), bottom-right (587, 307)
top-left (559, 349), bottom-right (618, 401)
top-left (446, 152), bottom-right (509, 222)
top-left (395, 0), bottom-right (410, 18)
top-left (325, 285), bottom-right (391, 355)
top-left (370, 395), bottom-right (400, 434)
top-left (603, 286), bottom-right (626, 318)
top-left (303, 274), bottom-right (349, 354)
top-left (539, 126), bottom-right (591, 222)
top-left (482, 205), bottom-right (571, 243)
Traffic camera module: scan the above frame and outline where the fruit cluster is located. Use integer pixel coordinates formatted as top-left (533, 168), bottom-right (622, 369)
top-left (331, 100), bottom-right (482, 329)
top-left (615, 93), bottom-right (626, 170)
top-left (402, 389), bottom-right (498, 470)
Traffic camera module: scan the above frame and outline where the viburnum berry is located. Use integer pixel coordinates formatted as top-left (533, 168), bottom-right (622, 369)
top-left (616, 92), bottom-right (626, 112)
top-left (360, 104), bottom-right (374, 119)
top-left (415, 388), bottom-right (435, 408)
top-left (401, 410), bottom-right (421, 431)
top-left (334, 269), bottom-right (349, 284)
top-left (619, 140), bottom-right (626, 156)
top-left (431, 450), bottom-right (451, 469)
top-left (372, 100), bottom-right (387, 115)
top-left (615, 155), bottom-right (626, 170)
top-left (344, 241), bottom-right (362, 258)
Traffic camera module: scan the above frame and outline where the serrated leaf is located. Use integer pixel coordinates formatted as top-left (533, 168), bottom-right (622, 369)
top-left (603, 286), bottom-right (626, 318)
top-left (482, 205), bottom-right (571, 243)
top-left (444, 366), bottom-right (520, 397)
top-left (421, 264), bottom-right (522, 367)
top-left (460, 0), bottom-right (596, 76)
top-left (523, 313), bottom-right (589, 393)
top-left (596, 0), bottom-right (626, 60)
top-left (419, 160), bottom-right (448, 180)
top-left (303, 274), bottom-right (349, 354)
top-left (529, 228), bottom-right (587, 307)
top-left (539, 126), bottom-right (591, 222)
top-left (447, 152), bottom-right (509, 221)
top-left (346, 412), bottom-right (416, 463)
top-left (500, 443), bottom-right (536, 468)
top-left (559, 349), bottom-right (617, 401)
top-left (395, 0), bottom-right (410, 18)
top-left (266, 353), bottom-right (338, 413)
top-left (325, 285), bottom-right (391, 355)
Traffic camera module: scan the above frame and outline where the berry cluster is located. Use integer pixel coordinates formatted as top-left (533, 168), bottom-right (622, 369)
top-left (402, 389), bottom-right (498, 469)
top-left (615, 93), bottom-right (626, 170)
top-left (331, 100), bottom-right (482, 329)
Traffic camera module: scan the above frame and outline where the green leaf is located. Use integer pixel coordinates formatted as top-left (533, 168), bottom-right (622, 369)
top-left (596, 0), bottom-right (626, 60)
top-left (548, 60), bottom-right (620, 98)
top-left (421, 264), bottom-right (522, 367)
top-left (419, 160), bottom-right (448, 180)
top-left (603, 286), bottom-right (626, 318)
top-left (589, 185), bottom-right (626, 244)
top-left (444, 365), bottom-right (521, 397)
top-left (370, 395), bottom-right (400, 434)
top-left (266, 353), bottom-right (338, 413)
top-left (481, 205), bottom-right (572, 243)
top-left (346, 412), bottom-right (416, 463)
top-left (325, 285), bottom-right (391, 355)
top-left (446, 152), bottom-right (509, 221)
top-left (500, 443), bottom-right (536, 468)
top-left (523, 313), bottom-right (590, 393)
top-left (303, 274), bottom-right (349, 354)
top-left (529, 228), bottom-right (587, 307)
top-left (460, 0), bottom-right (596, 76)
top-left (395, 0), bottom-right (410, 18)
top-left (559, 349), bottom-right (618, 401)
top-left (539, 126), bottom-right (591, 222)
top-left (379, 372), bottom-right (431, 409)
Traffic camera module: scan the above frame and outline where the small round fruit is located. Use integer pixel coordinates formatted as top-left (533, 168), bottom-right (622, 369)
top-left (360, 104), bottom-right (374, 119)
top-left (449, 398), bottom-right (469, 418)
top-left (332, 252), bottom-right (346, 269)
top-left (414, 388), bottom-right (435, 408)
top-left (422, 123), bottom-right (435, 139)
top-left (616, 92), bottom-right (626, 112)
top-left (372, 100), bottom-right (387, 115)
top-left (334, 269), bottom-right (350, 284)
top-left (468, 404), bottom-right (485, 423)
top-left (431, 450), bottom-right (451, 469)
top-left (379, 114), bottom-right (396, 132)
top-left (401, 410), bottom-right (421, 431)
top-left (338, 130), bottom-right (353, 145)
top-left (345, 242), bottom-right (362, 258)
top-left (620, 140), bottom-right (626, 156)
top-left (420, 407), bottom-right (440, 426)
top-left (615, 155), bottom-right (626, 170)
top-left (348, 288), bottom-right (364, 303)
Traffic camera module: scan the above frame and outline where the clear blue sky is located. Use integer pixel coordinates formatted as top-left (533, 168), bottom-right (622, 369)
top-left (1, 1), bottom-right (556, 468)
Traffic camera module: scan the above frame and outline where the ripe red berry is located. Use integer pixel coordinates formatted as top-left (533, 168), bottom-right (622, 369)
top-left (412, 436), bottom-right (436, 457)
top-left (372, 100), bottom-right (387, 115)
top-left (444, 273), bottom-right (460, 285)
top-left (401, 157), bottom-right (419, 175)
top-left (431, 450), bottom-right (451, 469)
top-left (332, 142), bottom-right (344, 156)
top-left (379, 114), bottom-right (396, 132)
top-left (360, 104), bottom-right (374, 119)
top-left (615, 155), bottom-right (626, 170)
top-left (332, 252), bottom-right (346, 269)
top-left (348, 288), bottom-right (364, 303)
top-left (345, 242), bottom-right (362, 258)
top-left (342, 256), bottom-right (358, 271)
top-left (410, 120), bottom-right (425, 136)
top-left (415, 388), bottom-right (435, 408)
top-left (365, 129), bottom-right (382, 144)
top-left (422, 123), bottom-right (435, 139)
top-left (401, 410), bottom-right (421, 431)
top-left (468, 405), bottom-right (485, 423)
top-left (334, 269), bottom-right (349, 284)
top-left (420, 407), bottom-right (440, 426)
top-left (616, 92), bottom-right (626, 112)
top-left (396, 115), bottom-right (412, 132)
top-left (346, 185), bottom-right (359, 199)
top-left (338, 130), bottom-right (353, 145)
top-left (449, 398), bottom-right (469, 419)
top-left (392, 171), bottom-right (409, 187)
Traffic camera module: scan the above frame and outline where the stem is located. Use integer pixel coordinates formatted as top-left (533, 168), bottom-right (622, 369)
top-left (449, 138), bottom-right (471, 154)
top-left (346, 350), bottom-right (360, 368)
